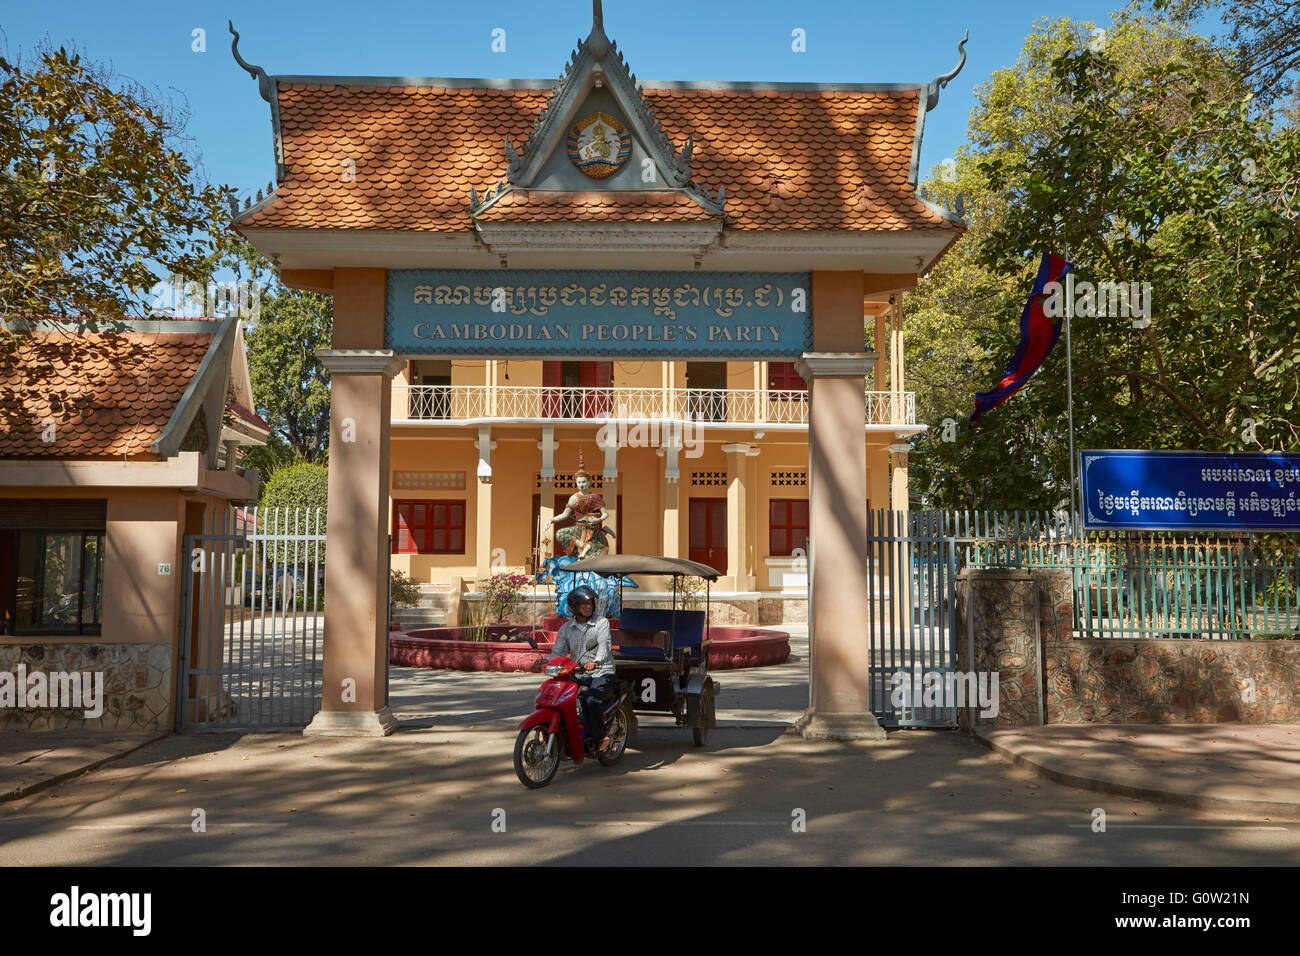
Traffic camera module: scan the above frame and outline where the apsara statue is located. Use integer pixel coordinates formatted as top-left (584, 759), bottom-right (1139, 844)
top-left (544, 452), bottom-right (615, 559)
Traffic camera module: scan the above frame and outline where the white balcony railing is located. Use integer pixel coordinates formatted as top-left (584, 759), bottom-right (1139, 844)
top-left (391, 385), bottom-right (916, 427)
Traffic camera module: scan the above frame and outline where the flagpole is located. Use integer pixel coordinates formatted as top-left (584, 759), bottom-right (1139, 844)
top-left (1065, 246), bottom-right (1078, 536)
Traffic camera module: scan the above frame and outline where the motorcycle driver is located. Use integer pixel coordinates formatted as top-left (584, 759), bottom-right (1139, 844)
top-left (549, 585), bottom-right (615, 751)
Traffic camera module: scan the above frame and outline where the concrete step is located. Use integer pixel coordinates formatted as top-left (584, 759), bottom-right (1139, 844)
top-left (394, 608), bottom-right (449, 628)
top-left (413, 584), bottom-right (452, 609)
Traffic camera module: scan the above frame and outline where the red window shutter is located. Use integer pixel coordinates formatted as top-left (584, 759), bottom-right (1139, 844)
top-left (392, 499), bottom-right (466, 555)
top-left (768, 361), bottom-right (807, 391)
top-left (769, 498), bottom-right (809, 556)
top-left (393, 502), bottom-right (413, 554)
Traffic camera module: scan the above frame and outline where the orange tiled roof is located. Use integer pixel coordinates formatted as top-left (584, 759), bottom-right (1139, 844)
top-left (237, 84), bottom-right (955, 234)
top-left (0, 329), bottom-right (213, 458)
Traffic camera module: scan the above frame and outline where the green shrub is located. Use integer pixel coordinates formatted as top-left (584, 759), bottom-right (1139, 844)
top-left (390, 570), bottom-right (421, 610)
top-left (675, 575), bottom-right (705, 610)
top-left (260, 462), bottom-right (328, 517)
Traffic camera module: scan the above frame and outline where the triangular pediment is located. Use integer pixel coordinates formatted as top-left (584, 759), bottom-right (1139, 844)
top-left (470, 4), bottom-right (723, 219)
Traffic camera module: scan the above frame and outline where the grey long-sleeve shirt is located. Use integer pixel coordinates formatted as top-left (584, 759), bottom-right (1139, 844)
top-left (549, 616), bottom-right (615, 679)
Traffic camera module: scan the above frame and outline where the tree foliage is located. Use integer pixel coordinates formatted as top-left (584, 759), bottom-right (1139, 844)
top-left (0, 42), bottom-right (230, 318)
top-left (909, 11), bottom-right (1300, 510)
top-left (1152, 0), bottom-right (1300, 101)
top-left (244, 283), bottom-right (333, 463)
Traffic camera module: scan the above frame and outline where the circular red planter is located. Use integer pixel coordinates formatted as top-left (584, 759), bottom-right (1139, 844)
top-left (390, 622), bottom-right (790, 671)
top-left (389, 625), bottom-right (551, 672)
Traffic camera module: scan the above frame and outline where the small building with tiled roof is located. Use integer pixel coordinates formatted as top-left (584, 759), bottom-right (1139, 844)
top-left (221, 2), bottom-right (968, 738)
top-left (0, 314), bottom-right (267, 730)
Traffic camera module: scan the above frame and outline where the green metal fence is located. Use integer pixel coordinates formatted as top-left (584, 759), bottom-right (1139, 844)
top-left (944, 510), bottom-right (1300, 640)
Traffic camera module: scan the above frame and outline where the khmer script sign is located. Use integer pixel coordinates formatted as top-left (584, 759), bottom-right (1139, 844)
top-left (385, 269), bottom-right (812, 358)
top-left (1080, 450), bottom-right (1300, 532)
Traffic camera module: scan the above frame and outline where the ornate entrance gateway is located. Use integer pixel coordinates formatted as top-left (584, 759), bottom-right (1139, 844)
top-left (229, 4), bottom-right (966, 738)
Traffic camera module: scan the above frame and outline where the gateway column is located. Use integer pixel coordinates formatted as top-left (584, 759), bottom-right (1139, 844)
top-left (306, 348), bottom-right (403, 737)
top-left (305, 267), bottom-right (399, 737)
top-left (795, 271), bottom-right (886, 740)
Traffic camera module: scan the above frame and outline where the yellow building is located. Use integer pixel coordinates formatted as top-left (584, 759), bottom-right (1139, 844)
top-left (388, 328), bottom-right (920, 624)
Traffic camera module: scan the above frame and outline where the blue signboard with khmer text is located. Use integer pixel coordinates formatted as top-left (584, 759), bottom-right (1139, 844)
top-left (1081, 450), bottom-right (1300, 532)
top-left (385, 269), bottom-right (812, 359)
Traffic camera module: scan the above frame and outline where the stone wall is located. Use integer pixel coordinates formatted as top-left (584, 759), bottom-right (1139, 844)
top-left (959, 566), bottom-right (1300, 726)
top-left (0, 643), bottom-right (172, 731)
top-left (1044, 639), bottom-right (1300, 724)
top-left (955, 569), bottom-right (1043, 730)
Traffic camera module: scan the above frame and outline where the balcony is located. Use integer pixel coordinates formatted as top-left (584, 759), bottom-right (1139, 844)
top-left (392, 386), bottom-right (918, 429)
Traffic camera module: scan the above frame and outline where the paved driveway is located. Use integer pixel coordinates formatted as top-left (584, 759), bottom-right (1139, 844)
top-left (2, 624), bottom-right (1298, 866)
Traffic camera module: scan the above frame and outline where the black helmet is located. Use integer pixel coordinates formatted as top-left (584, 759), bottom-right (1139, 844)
top-left (567, 585), bottom-right (599, 618)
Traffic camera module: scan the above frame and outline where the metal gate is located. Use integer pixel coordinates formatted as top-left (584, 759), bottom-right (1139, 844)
top-left (176, 507), bottom-right (325, 730)
top-left (867, 511), bottom-right (963, 727)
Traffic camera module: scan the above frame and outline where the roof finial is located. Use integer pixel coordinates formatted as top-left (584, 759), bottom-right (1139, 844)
top-left (925, 29), bottom-right (968, 112)
top-left (587, 0), bottom-right (609, 58)
top-left (229, 21), bottom-right (272, 103)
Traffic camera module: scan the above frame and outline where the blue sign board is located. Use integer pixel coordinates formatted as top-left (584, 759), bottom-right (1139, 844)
top-left (1080, 450), bottom-right (1300, 532)
top-left (385, 269), bottom-right (812, 358)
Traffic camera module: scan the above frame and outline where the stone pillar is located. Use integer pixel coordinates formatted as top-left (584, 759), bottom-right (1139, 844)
top-left (658, 441), bottom-right (681, 558)
top-left (536, 426), bottom-right (557, 560)
top-left (955, 569), bottom-right (1044, 730)
top-left (474, 424), bottom-right (495, 579)
top-left (889, 443), bottom-right (910, 512)
top-left (794, 270), bottom-right (885, 740)
top-left (599, 432), bottom-right (619, 555)
top-left (304, 348), bottom-right (403, 737)
top-left (722, 443), bottom-right (757, 591)
top-left (872, 308), bottom-right (888, 393)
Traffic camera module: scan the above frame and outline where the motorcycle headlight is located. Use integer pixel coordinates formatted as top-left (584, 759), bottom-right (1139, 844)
top-left (544, 664), bottom-right (562, 677)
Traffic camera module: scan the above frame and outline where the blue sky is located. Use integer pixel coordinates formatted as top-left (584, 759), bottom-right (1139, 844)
top-left (2, 0), bottom-right (1136, 205)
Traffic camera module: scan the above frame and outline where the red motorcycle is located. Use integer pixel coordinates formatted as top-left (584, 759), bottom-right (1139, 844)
top-left (514, 653), bottom-right (634, 789)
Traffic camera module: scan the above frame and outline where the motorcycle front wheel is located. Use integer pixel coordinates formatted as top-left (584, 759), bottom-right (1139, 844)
top-left (514, 725), bottom-right (560, 788)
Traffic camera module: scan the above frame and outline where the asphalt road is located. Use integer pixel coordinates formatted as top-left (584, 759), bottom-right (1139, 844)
top-left (3, 625), bottom-right (1297, 866)
top-left (1, 725), bottom-right (1297, 866)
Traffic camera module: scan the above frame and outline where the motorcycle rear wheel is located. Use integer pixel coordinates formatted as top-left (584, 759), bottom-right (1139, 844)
top-left (514, 725), bottom-right (559, 788)
top-left (597, 702), bottom-right (631, 766)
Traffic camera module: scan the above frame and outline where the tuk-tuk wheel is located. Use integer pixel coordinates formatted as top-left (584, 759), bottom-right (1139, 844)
top-left (692, 685), bottom-right (714, 747)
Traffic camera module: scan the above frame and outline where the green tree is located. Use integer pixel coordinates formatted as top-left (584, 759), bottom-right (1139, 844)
top-left (1152, 0), bottom-right (1300, 101)
top-left (0, 42), bottom-right (230, 318)
top-left (907, 11), bottom-right (1299, 509)
top-left (244, 284), bottom-right (333, 462)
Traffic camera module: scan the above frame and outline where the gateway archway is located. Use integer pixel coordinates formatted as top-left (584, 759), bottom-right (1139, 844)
top-left (228, 6), bottom-right (966, 738)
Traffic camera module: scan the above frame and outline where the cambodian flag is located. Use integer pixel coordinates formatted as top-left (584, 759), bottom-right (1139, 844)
top-left (971, 252), bottom-right (1074, 423)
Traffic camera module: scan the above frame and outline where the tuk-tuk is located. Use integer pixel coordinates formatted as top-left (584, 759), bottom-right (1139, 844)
top-left (564, 553), bottom-right (720, 746)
